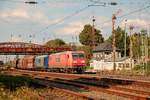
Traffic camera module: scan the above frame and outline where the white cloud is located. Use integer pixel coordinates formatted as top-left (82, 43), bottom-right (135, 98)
top-left (54, 16), bottom-right (109, 36)
top-left (1, 9), bottom-right (29, 19)
top-left (54, 21), bottom-right (86, 35)
top-left (95, 16), bottom-right (111, 29)
top-left (120, 19), bottom-right (149, 29)
top-left (0, 6), bottom-right (60, 25)
top-left (47, 2), bottom-right (78, 8)
top-left (0, 7), bottom-right (30, 21)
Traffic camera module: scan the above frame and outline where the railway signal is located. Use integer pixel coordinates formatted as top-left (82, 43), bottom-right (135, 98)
top-left (112, 9), bottom-right (122, 71)
top-left (92, 16), bottom-right (96, 49)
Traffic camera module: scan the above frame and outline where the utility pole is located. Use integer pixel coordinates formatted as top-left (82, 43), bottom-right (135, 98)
top-left (124, 19), bottom-right (127, 69)
top-left (124, 20), bottom-right (127, 58)
top-left (141, 30), bottom-right (148, 75)
top-left (11, 34), bottom-right (13, 42)
top-left (92, 16), bottom-right (96, 49)
top-left (129, 26), bottom-right (134, 69)
top-left (29, 34), bottom-right (32, 43)
top-left (18, 34), bottom-right (22, 42)
top-left (141, 31), bottom-right (145, 75)
top-left (112, 14), bottom-right (116, 71)
top-left (145, 31), bottom-right (148, 74)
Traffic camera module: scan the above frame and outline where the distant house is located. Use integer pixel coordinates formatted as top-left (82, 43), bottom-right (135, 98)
top-left (90, 42), bottom-right (134, 71)
top-left (90, 57), bottom-right (134, 71)
top-left (93, 42), bottom-right (121, 61)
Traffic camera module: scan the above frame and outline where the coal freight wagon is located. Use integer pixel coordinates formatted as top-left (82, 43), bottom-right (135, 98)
top-left (18, 56), bottom-right (35, 70)
top-left (0, 61), bottom-right (3, 67)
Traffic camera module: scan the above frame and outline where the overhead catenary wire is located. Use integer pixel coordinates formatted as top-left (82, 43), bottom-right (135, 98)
top-left (118, 5), bottom-right (150, 19)
top-left (32, 1), bottom-right (110, 34)
top-left (37, 3), bottom-right (150, 36)
top-left (0, 0), bottom-right (99, 44)
top-left (36, 5), bottom-right (91, 34)
top-left (1, 0), bottom-right (150, 36)
top-left (97, 5), bottom-right (150, 29)
top-left (0, 0), bottom-right (39, 4)
top-left (0, 0), bottom-right (47, 4)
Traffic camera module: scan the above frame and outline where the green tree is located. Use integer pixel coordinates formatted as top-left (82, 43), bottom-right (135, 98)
top-left (132, 30), bottom-right (149, 59)
top-left (45, 38), bottom-right (66, 48)
top-left (140, 29), bottom-right (148, 56)
top-left (107, 26), bottom-right (129, 56)
top-left (132, 33), bottom-right (141, 59)
top-left (79, 24), bottom-right (104, 47)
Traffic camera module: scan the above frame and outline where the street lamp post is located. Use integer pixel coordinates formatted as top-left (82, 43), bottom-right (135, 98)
top-left (11, 34), bottom-right (13, 42)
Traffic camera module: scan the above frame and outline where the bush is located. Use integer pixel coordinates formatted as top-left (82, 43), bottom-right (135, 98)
top-left (133, 62), bottom-right (150, 75)
top-left (84, 66), bottom-right (93, 70)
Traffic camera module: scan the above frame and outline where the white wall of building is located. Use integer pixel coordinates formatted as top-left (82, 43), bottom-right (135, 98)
top-left (90, 58), bottom-right (134, 71)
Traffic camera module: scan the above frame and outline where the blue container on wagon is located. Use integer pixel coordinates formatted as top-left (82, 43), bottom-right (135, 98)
top-left (35, 55), bottom-right (48, 69)
top-left (44, 55), bottom-right (49, 69)
top-left (34, 56), bottom-right (44, 68)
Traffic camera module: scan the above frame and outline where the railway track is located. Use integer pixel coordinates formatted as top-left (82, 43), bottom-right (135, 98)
top-left (1, 71), bottom-right (93, 100)
top-left (2, 70), bottom-right (150, 100)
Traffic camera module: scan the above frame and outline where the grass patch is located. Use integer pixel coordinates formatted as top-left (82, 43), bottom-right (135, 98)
top-left (0, 74), bottom-right (41, 91)
top-left (0, 74), bottom-right (54, 100)
top-left (84, 66), bottom-right (93, 70)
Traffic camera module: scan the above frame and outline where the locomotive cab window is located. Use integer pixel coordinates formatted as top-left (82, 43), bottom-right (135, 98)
top-left (79, 53), bottom-right (84, 58)
top-left (72, 54), bottom-right (78, 58)
top-left (72, 53), bottom-right (84, 58)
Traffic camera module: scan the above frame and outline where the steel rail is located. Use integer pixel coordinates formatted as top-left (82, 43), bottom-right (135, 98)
top-left (4, 70), bottom-right (150, 100)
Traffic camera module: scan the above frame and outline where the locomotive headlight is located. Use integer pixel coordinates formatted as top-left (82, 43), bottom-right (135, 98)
top-left (73, 61), bottom-right (77, 63)
top-left (81, 60), bottom-right (85, 63)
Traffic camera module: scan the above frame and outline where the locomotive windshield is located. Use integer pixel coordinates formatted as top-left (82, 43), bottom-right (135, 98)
top-left (72, 53), bottom-right (84, 58)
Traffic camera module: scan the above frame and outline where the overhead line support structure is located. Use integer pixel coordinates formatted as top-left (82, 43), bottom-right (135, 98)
top-left (129, 26), bottom-right (134, 69)
top-left (112, 14), bottom-right (116, 71)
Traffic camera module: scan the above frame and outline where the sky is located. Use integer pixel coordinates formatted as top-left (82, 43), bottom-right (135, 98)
top-left (0, 0), bottom-right (150, 45)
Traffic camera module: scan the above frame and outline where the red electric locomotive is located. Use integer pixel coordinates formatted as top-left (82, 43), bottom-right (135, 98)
top-left (48, 51), bottom-right (86, 73)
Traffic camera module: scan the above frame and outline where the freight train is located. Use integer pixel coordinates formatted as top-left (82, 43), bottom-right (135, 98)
top-left (17, 51), bottom-right (86, 73)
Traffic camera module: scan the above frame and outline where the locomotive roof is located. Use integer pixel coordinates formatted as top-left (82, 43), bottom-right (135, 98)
top-left (50, 51), bottom-right (84, 55)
